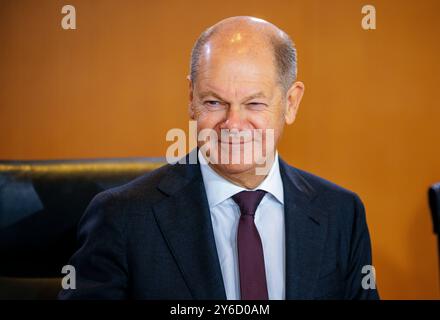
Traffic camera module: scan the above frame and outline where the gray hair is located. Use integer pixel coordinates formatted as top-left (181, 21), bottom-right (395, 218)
top-left (189, 23), bottom-right (297, 93)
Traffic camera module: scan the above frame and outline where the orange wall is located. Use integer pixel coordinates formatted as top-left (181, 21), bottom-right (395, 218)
top-left (1, 0), bottom-right (439, 299)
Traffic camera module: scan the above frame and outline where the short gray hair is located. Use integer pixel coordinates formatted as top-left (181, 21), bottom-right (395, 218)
top-left (189, 24), bottom-right (297, 93)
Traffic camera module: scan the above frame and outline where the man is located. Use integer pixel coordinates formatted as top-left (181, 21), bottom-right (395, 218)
top-left (59, 16), bottom-right (379, 300)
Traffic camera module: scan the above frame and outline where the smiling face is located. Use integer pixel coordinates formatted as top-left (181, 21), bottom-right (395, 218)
top-left (188, 21), bottom-right (304, 178)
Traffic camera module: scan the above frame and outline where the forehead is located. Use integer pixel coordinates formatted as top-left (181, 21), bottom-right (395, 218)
top-left (195, 43), bottom-right (278, 98)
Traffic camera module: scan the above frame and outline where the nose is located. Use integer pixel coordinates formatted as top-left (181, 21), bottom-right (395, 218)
top-left (220, 105), bottom-right (244, 131)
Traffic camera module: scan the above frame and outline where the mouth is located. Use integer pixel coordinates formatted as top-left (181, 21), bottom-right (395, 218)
top-left (218, 140), bottom-right (252, 145)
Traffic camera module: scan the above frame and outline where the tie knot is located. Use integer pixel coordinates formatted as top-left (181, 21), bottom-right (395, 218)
top-left (232, 190), bottom-right (267, 216)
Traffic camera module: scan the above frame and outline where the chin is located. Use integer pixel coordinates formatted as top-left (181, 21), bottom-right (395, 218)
top-left (210, 162), bottom-right (257, 175)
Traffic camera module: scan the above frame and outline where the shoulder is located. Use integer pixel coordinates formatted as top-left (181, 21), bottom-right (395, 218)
top-left (281, 161), bottom-right (365, 221)
top-left (84, 163), bottom-right (175, 217)
top-left (282, 162), bottom-right (371, 251)
top-left (282, 160), bottom-right (361, 200)
top-left (296, 166), bottom-right (361, 203)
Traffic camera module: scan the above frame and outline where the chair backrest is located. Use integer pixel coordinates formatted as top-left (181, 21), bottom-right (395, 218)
top-left (429, 182), bottom-right (440, 278)
top-left (429, 182), bottom-right (440, 235)
top-left (0, 158), bottom-right (165, 299)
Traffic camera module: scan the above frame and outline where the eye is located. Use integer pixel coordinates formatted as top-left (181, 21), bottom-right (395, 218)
top-left (204, 100), bottom-right (224, 109)
top-left (246, 102), bottom-right (266, 109)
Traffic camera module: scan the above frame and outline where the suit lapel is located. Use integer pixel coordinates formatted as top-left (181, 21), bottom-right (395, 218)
top-left (152, 157), bottom-right (226, 299)
top-left (279, 159), bottom-right (329, 299)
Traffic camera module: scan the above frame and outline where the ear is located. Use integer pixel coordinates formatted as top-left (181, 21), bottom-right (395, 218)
top-left (187, 75), bottom-right (195, 120)
top-left (284, 81), bottom-right (305, 125)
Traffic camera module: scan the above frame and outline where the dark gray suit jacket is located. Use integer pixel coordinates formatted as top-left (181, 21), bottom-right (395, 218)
top-left (58, 153), bottom-right (379, 300)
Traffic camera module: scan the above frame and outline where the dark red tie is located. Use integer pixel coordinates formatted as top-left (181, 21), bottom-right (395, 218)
top-left (232, 190), bottom-right (268, 300)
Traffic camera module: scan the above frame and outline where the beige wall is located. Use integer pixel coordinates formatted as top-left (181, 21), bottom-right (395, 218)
top-left (1, 0), bottom-right (439, 299)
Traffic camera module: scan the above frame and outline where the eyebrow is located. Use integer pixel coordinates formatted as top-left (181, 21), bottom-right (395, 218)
top-left (244, 91), bottom-right (267, 101)
top-left (198, 90), bottom-right (267, 102)
top-left (199, 91), bottom-right (226, 101)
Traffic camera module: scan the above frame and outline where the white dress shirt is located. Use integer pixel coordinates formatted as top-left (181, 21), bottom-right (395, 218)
top-left (198, 150), bottom-right (286, 300)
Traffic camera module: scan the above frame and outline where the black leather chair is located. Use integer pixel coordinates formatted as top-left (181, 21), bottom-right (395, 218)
top-left (429, 182), bottom-right (440, 275)
top-left (0, 158), bottom-right (165, 299)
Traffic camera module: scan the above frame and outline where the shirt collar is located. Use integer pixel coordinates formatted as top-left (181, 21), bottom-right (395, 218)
top-left (198, 149), bottom-right (284, 208)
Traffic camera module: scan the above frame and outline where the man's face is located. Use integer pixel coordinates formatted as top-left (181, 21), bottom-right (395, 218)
top-left (188, 38), bottom-right (299, 175)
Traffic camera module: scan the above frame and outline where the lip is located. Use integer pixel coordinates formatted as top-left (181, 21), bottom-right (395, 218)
top-left (218, 140), bottom-right (252, 145)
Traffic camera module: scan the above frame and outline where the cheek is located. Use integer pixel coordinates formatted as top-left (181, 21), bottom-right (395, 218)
top-left (195, 109), bottom-right (225, 130)
top-left (248, 110), bottom-right (279, 130)
top-left (248, 111), bottom-right (284, 146)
